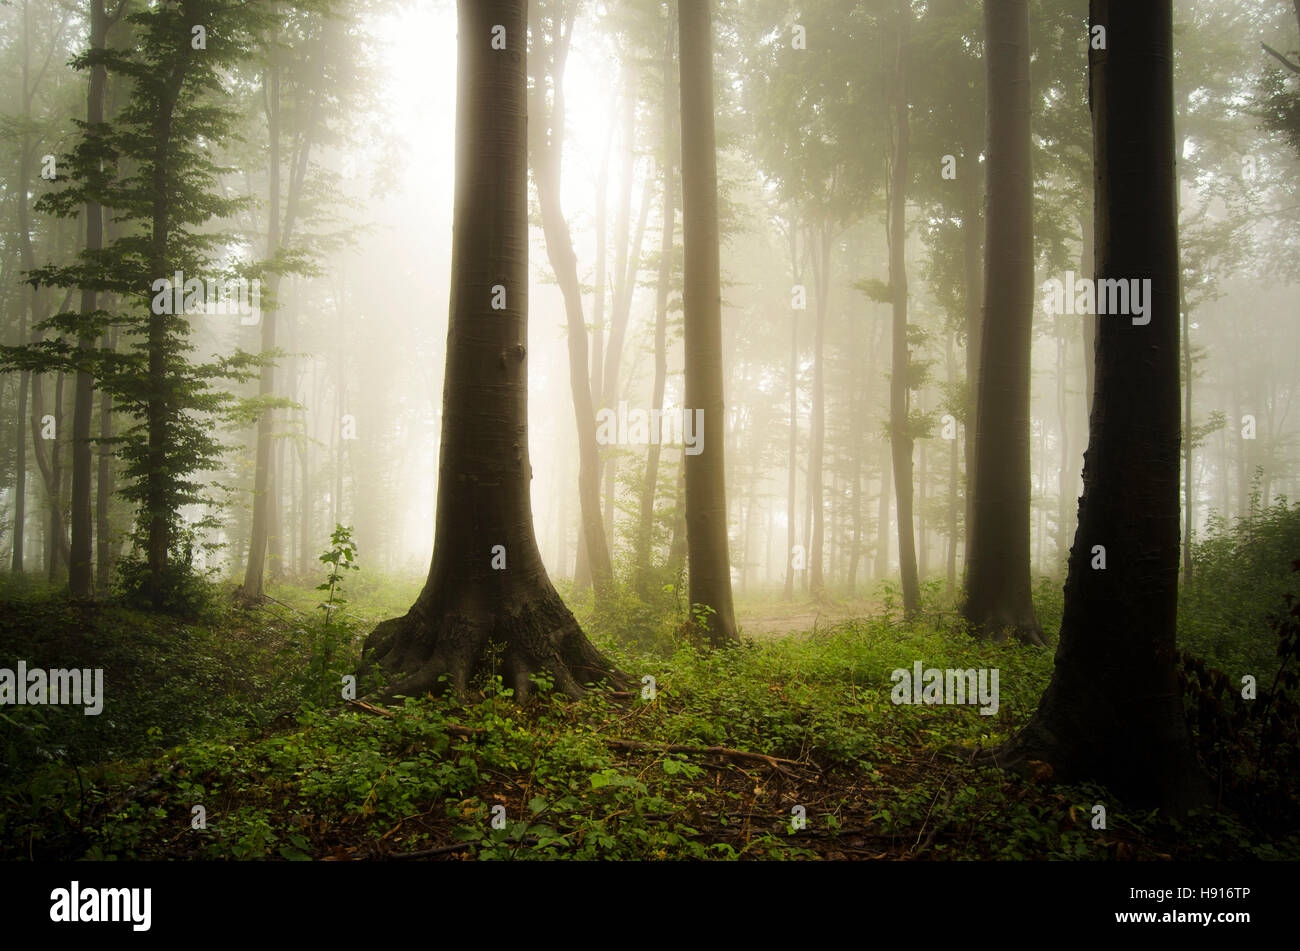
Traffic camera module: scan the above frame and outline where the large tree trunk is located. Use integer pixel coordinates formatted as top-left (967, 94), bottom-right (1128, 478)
top-left (993, 0), bottom-right (1208, 813)
top-left (678, 0), bottom-right (738, 647)
top-left (962, 0), bottom-right (1044, 645)
top-left (364, 0), bottom-right (623, 702)
top-left (888, 3), bottom-right (920, 618)
top-left (634, 17), bottom-right (677, 599)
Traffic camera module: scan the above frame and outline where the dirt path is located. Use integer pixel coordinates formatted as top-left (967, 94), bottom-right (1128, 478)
top-left (735, 599), bottom-right (875, 641)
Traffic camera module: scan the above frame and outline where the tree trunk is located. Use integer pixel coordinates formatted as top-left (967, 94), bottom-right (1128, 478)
top-left (95, 327), bottom-right (116, 595)
top-left (69, 0), bottom-right (110, 599)
top-left (678, 0), bottom-right (738, 647)
top-left (888, 3), bottom-right (920, 618)
top-left (363, 0), bottom-right (623, 702)
top-left (242, 29), bottom-right (282, 601)
top-left (962, 0), bottom-right (1044, 645)
top-left (1181, 277), bottom-right (1192, 580)
top-left (529, 1), bottom-right (614, 601)
top-left (784, 275), bottom-right (798, 601)
top-left (634, 16), bottom-right (676, 599)
top-left (808, 219), bottom-right (830, 598)
top-left (960, 120), bottom-right (984, 577)
top-left (993, 0), bottom-right (1208, 813)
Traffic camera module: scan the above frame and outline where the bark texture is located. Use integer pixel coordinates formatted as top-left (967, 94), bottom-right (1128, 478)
top-left (678, 0), bottom-right (739, 646)
top-left (363, 0), bottom-right (622, 702)
top-left (993, 0), bottom-right (1209, 812)
top-left (963, 0), bottom-right (1044, 645)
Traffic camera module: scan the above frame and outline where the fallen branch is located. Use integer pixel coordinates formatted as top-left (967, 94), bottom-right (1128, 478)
top-left (602, 737), bottom-right (809, 778)
top-left (383, 841), bottom-right (474, 860)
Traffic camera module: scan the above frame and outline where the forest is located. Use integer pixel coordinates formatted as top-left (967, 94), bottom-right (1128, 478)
top-left (0, 0), bottom-right (1298, 890)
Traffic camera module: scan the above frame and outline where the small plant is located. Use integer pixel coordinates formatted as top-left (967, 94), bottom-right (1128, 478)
top-left (299, 525), bottom-right (361, 708)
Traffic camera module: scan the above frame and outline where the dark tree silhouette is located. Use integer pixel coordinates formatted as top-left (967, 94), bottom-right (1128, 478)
top-left (362, 0), bottom-right (624, 701)
top-left (993, 0), bottom-right (1209, 812)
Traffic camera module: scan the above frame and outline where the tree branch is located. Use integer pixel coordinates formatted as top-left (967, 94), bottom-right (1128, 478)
top-left (1261, 42), bottom-right (1300, 75)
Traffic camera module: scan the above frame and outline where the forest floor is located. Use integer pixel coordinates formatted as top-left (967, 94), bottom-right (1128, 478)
top-left (735, 597), bottom-right (874, 640)
top-left (2, 571), bottom-right (1295, 861)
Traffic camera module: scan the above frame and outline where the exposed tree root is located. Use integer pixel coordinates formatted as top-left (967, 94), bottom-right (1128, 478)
top-left (362, 589), bottom-right (628, 704)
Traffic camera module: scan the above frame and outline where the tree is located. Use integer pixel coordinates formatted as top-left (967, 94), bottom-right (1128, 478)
top-left (4, 0), bottom-right (267, 609)
top-left (993, 0), bottom-right (1208, 811)
top-left (527, 0), bottom-right (614, 603)
top-left (678, 0), bottom-right (738, 646)
top-left (886, 0), bottom-right (920, 618)
top-left (362, 0), bottom-right (624, 700)
top-left (634, 10), bottom-right (677, 598)
top-left (962, 0), bottom-right (1044, 645)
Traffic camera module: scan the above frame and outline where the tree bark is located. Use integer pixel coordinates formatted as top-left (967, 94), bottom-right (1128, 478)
top-left (888, 3), bottom-right (920, 618)
top-left (993, 0), bottom-right (1209, 813)
top-left (363, 0), bottom-right (623, 702)
top-left (962, 0), bottom-right (1044, 645)
top-left (528, 0), bottom-right (614, 601)
top-left (678, 0), bottom-right (738, 646)
top-left (69, 0), bottom-right (111, 599)
top-left (634, 16), bottom-right (676, 598)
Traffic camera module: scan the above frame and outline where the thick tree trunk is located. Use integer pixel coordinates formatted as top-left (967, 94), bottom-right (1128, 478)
top-left (993, 0), bottom-right (1208, 813)
top-left (364, 0), bottom-right (623, 702)
top-left (888, 5), bottom-right (920, 618)
top-left (678, 0), bottom-right (738, 647)
top-left (962, 0), bottom-right (1044, 645)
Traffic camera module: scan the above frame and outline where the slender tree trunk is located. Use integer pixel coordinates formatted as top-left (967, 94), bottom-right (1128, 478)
top-left (888, 4), bottom-right (920, 618)
top-left (1181, 277), bottom-right (1193, 580)
top-left (962, 0), bottom-right (1044, 645)
top-left (69, 0), bottom-right (110, 598)
top-left (784, 273), bottom-right (798, 601)
top-left (529, 1), bottom-right (614, 601)
top-left (634, 17), bottom-right (676, 598)
top-left (242, 27), bottom-right (282, 601)
top-left (993, 0), bottom-right (1208, 812)
top-left (946, 330), bottom-right (959, 598)
top-left (363, 0), bottom-right (623, 702)
top-left (961, 126), bottom-right (984, 575)
top-left (678, 0), bottom-right (738, 647)
top-left (1080, 213), bottom-right (1097, 413)
top-left (809, 219), bottom-right (830, 597)
top-left (95, 326), bottom-right (116, 595)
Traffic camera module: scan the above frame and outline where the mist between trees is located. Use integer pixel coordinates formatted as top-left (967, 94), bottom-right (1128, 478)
top-left (0, 0), bottom-right (1298, 861)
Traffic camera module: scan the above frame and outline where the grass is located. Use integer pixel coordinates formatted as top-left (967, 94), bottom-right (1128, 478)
top-left (1, 568), bottom-right (1295, 861)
